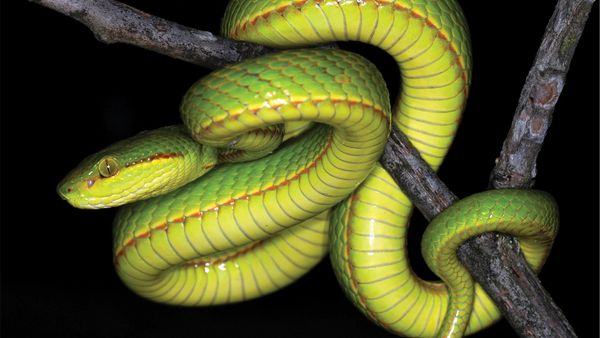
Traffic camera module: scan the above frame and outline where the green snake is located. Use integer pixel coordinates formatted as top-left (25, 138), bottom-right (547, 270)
top-left (57, 1), bottom-right (559, 337)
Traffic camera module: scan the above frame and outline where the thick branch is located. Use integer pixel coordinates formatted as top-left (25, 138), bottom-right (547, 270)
top-left (35, 0), bottom-right (593, 337)
top-left (32, 0), bottom-right (274, 69)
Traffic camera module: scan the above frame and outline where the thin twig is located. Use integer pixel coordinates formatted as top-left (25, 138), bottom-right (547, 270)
top-left (34, 0), bottom-right (593, 337)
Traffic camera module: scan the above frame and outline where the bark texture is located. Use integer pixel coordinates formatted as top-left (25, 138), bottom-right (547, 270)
top-left (490, 0), bottom-right (596, 189)
top-left (33, 0), bottom-right (275, 69)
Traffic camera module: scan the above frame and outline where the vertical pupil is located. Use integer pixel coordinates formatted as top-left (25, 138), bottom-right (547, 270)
top-left (100, 158), bottom-right (117, 177)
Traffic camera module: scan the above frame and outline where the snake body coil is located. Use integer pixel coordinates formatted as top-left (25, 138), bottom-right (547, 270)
top-left (58, 1), bottom-right (559, 337)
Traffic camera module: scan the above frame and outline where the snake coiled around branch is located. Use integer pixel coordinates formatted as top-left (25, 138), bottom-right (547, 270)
top-left (58, 1), bottom-right (559, 337)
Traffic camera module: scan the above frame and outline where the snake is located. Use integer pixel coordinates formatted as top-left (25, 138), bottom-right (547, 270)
top-left (57, 1), bottom-right (559, 337)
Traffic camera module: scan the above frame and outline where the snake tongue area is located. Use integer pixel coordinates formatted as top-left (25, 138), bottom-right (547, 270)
top-left (57, 125), bottom-right (218, 209)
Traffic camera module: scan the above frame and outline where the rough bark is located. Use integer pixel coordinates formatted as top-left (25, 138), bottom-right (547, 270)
top-left (490, 0), bottom-right (596, 189)
top-left (33, 0), bottom-right (594, 336)
top-left (32, 0), bottom-right (275, 69)
top-left (455, 1), bottom-right (594, 336)
top-left (381, 125), bottom-right (458, 220)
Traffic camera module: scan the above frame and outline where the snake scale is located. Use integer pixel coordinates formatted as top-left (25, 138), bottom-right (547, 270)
top-left (57, 1), bottom-right (559, 337)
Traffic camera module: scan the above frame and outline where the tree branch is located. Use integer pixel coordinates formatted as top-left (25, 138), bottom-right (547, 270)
top-left (455, 1), bottom-right (594, 336)
top-left (35, 0), bottom-right (593, 337)
top-left (490, 0), bottom-right (595, 189)
top-left (381, 125), bottom-right (458, 220)
top-left (32, 0), bottom-right (274, 69)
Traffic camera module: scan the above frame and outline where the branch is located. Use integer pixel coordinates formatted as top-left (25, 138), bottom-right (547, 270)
top-left (456, 1), bottom-right (594, 336)
top-left (490, 0), bottom-right (595, 189)
top-left (35, 0), bottom-right (593, 337)
top-left (381, 126), bottom-right (458, 220)
top-left (32, 0), bottom-right (275, 69)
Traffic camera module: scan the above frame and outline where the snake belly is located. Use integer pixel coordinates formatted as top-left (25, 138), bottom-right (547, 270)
top-left (108, 1), bottom-right (559, 338)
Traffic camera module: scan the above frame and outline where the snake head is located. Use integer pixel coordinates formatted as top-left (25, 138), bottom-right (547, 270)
top-left (57, 125), bottom-right (217, 209)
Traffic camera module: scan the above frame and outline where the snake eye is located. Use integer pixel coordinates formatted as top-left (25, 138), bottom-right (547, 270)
top-left (98, 157), bottom-right (120, 178)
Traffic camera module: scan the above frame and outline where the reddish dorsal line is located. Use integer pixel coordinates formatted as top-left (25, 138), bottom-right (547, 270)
top-left (115, 128), bottom-right (338, 262)
top-left (230, 0), bottom-right (468, 94)
top-left (125, 152), bottom-right (183, 168)
top-left (114, 69), bottom-right (390, 265)
top-left (208, 98), bottom-right (389, 130)
top-left (84, 152), bottom-right (185, 190)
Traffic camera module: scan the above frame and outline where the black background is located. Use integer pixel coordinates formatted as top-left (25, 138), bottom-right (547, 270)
top-left (2, 1), bottom-right (598, 337)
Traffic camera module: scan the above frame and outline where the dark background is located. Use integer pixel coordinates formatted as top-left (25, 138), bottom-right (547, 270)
top-left (2, 1), bottom-right (598, 337)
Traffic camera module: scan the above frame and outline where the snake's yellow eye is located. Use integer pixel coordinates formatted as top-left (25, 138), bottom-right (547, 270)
top-left (98, 157), bottom-right (120, 177)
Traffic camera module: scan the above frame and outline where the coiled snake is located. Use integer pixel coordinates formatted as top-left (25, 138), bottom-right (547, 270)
top-left (57, 1), bottom-right (559, 337)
